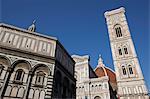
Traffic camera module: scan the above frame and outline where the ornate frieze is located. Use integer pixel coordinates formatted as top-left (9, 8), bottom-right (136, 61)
top-left (0, 24), bottom-right (56, 58)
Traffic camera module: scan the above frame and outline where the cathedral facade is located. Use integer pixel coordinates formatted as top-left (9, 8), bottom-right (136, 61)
top-left (0, 23), bottom-right (76, 99)
top-left (72, 55), bottom-right (117, 99)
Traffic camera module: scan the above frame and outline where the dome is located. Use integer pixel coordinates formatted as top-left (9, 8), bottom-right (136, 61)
top-left (94, 55), bottom-right (117, 91)
top-left (95, 66), bottom-right (117, 84)
top-left (95, 66), bottom-right (107, 77)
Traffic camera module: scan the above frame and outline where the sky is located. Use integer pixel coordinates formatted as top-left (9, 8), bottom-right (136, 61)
top-left (0, 0), bottom-right (149, 92)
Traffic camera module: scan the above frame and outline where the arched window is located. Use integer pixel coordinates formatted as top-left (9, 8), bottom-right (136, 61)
top-left (119, 27), bottom-right (122, 37)
top-left (115, 26), bottom-right (122, 37)
top-left (94, 96), bottom-right (101, 99)
top-left (128, 65), bottom-right (133, 74)
top-left (36, 71), bottom-right (45, 86)
top-left (99, 84), bottom-right (102, 90)
top-left (122, 66), bottom-right (126, 75)
top-left (118, 48), bottom-right (122, 55)
top-left (15, 69), bottom-right (24, 81)
top-left (124, 47), bottom-right (128, 54)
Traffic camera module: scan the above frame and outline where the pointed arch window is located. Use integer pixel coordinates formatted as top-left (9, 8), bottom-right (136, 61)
top-left (118, 48), bottom-right (122, 55)
top-left (115, 25), bottom-right (122, 37)
top-left (128, 65), bottom-right (133, 74)
top-left (122, 66), bottom-right (126, 75)
top-left (15, 69), bottom-right (24, 81)
top-left (124, 47), bottom-right (128, 54)
top-left (36, 71), bottom-right (45, 86)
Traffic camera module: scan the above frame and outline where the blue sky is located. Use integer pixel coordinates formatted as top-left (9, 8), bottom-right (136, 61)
top-left (1, 0), bottom-right (149, 91)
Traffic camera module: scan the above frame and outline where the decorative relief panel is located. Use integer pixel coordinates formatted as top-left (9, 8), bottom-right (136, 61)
top-left (8, 56), bottom-right (18, 64)
top-left (0, 28), bottom-right (56, 57)
top-left (29, 61), bottom-right (38, 68)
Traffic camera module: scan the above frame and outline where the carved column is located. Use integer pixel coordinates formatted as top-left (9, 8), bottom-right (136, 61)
top-left (23, 71), bottom-right (33, 99)
top-left (0, 66), bottom-right (12, 98)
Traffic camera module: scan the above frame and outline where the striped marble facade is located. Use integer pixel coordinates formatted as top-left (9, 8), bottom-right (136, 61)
top-left (0, 23), bottom-right (76, 99)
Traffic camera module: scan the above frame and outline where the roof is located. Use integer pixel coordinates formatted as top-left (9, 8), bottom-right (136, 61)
top-left (0, 23), bottom-right (57, 41)
top-left (94, 55), bottom-right (117, 91)
top-left (95, 66), bottom-right (116, 84)
top-left (104, 7), bottom-right (125, 17)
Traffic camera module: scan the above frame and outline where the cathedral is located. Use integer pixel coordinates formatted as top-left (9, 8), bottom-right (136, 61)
top-left (72, 7), bottom-right (149, 99)
top-left (0, 7), bottom-right (149, 99)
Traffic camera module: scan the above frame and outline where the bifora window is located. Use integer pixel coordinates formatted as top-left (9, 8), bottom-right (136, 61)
top-left (128, 65), bottom-right (133, 74)
top-left (118, 48), bottom-right (122, 55)
top-left (15, 69), bottom-right (24, 81)
top-left (115, 27), bottom-right (122, 37)
top-left (36, 71), bottom-right (45, 85)
top-left (122, 66), bottom-right (127, 75)
top-left (124, 47), bottom-right (128, 54)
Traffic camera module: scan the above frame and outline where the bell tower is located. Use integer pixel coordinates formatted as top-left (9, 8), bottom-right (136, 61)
top-left (104, 7), bottom-right (149, 98)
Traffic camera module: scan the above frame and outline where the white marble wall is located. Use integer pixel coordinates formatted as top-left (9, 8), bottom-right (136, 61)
top-left (72, 55), bottom-right (110, 99)
top-left (0, 53), bottom-right (54, 99)
top-left (105, 7), bottom-right (149, 98)
top-left (0, 24), bottom-right (56, 57)
top-left (76, 77), bottom-right (110, 99)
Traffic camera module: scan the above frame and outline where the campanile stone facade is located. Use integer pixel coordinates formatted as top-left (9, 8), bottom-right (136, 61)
top-left (104, 7), bottom-right (149, 99)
